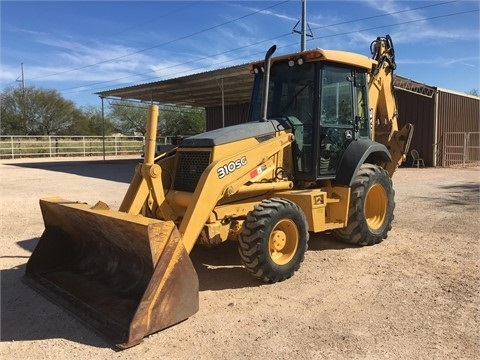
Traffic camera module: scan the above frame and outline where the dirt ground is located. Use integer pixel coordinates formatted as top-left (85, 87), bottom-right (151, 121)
top-left (0, 156), bottom-right (479, 360)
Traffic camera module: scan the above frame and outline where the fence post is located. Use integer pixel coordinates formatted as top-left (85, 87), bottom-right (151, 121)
top-left (442, 133), bottom-right (446, 167)
top-left (83, 136), bottom-right (86, 157)
top-left (115, 136), bottom-right (118, 156)
top-left (10, 136), bottom-right (14, 159)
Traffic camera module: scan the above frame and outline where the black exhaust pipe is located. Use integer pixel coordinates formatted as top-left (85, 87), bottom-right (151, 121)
top-left (261, 45), bottom-right (277, 122)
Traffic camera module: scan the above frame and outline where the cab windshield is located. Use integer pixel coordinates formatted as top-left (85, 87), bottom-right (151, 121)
top-left (249, 61), bottom-right (315, 124)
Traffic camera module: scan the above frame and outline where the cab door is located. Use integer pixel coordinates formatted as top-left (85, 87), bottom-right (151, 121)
top-left (317, 65), bottom-right (367, 176)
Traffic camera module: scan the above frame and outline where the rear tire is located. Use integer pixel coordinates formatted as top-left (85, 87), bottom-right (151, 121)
top-left (239, 198), bottom-right (309, 283)
top-left (333, 164), bottom-right (394, 246)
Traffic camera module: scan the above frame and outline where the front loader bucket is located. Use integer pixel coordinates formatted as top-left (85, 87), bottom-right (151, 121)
top-left (24, 197), bottom-right (199, 349)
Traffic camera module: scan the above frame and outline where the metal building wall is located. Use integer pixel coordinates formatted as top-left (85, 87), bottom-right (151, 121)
top-left (205, 103), bottom-right (251, 131)
top-left (206, 90), bottom-right (439, 166)
top-left (204, 87), bottom-right (479, 167)
top-left (435, 90), bottom-right (480, 166)
top-left (395, 88), bottom-right (435, 166)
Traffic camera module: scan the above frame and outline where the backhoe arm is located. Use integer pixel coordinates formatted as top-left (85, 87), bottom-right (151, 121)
top-left (368, 35), bottom-right (414, 176)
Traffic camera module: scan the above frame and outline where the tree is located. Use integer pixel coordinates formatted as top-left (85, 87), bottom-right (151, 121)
top-left (109, 101), bottom-right (148, 135)
top-left (1, 86), bottom-right (82, 135)
top-left (66, 105), bottom-right (115, 136)
top-left (0, 86), bottom-right (19, 135)
top-left (466, 89), bottom-right (479, 97)
top-left (108, 102), bottom-right (205, 137)
top-left (1, 85), bottom-right (30, 135)
top-left (159, 105), bottom-right (205, 136)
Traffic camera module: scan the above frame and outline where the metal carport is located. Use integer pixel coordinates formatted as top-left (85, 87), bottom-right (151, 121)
top-left (96, 66), bottom-right (479, 167)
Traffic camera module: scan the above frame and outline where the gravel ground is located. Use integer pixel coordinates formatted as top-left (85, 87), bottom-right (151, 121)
top-left (1, 156), bottom-right (479, 360)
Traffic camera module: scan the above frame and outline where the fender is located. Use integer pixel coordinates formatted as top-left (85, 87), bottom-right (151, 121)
top-left (335, 139), bottom-right (391, 186)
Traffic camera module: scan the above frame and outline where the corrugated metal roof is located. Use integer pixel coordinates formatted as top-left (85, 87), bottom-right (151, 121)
top-left (96, 63), bottom-right (439, 108)
top-left (96, 64), bottom-right (253, 108)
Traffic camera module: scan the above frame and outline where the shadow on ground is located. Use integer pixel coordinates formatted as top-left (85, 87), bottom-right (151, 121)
top-left (0, 261), bottom-right (113, 349)
top-left (414, 181), bottom-right (480, 210)
top-left (438, 182), bottom-right (480, 208)
top-left (5, 158), bottom-right (142, 183)
top-left (2, 231), bottom-right (353, 348)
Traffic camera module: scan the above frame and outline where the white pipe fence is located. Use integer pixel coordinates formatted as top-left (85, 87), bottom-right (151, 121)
top-left (0, 135), bottom-right (178, 159)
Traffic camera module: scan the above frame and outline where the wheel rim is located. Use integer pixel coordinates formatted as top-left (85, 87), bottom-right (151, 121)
top-left (269, 219), bottom-right (299, 265)
top-left (364, 183), bottom-right (387, 230)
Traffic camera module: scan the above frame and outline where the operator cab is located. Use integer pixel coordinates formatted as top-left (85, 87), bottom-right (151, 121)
top-left (248, 55), bottom-right (371, 181)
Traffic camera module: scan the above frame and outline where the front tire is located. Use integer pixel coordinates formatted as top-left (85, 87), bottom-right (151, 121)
top-left (333, 164), bottom-right (395, 246)
top-left (239, 198), bottom-right (309, 283)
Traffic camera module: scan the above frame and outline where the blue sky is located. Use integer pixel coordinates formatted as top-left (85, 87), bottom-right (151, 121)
top-left (1, 1), bottom-right (479, 108)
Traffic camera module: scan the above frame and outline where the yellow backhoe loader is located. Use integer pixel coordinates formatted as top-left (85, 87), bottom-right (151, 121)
top-left (24, 35), bottom-right (413, 348)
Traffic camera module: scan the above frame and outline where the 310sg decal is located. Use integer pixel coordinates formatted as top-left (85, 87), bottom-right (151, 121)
top-left (217, 156), bottom-right (247, 179)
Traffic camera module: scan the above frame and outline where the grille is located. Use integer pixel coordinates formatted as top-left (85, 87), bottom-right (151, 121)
top-left (174, 151), bottom-right (211, 192)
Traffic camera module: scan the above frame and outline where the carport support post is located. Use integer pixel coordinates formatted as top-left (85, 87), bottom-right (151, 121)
top-left (101, 96), bottom-right (106, 161)
top-left (221, 78), bottom-right (225, 128)
top-left (217, 79), bottom-right (225, 128)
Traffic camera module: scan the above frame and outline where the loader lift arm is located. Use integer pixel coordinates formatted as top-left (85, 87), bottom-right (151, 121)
top-left (24, 105), bottom-right (200, 349)
top-left (177, 130), bottom-right (295, 253)
top-left (119, 105), bottom-right (176, 220)
top-left (121, 105), bottom-right (297, 254)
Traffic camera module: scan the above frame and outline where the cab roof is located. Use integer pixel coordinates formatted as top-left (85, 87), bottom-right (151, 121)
top-left (249, 48), bottom-right (376, 73)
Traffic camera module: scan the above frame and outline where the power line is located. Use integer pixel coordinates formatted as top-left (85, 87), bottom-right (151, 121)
top-left (309, 0), bottom-right (459, 31)
top-left (60, 31), bottom-right (294, 94)
top-left (306, 8), bottom-right (479, 43)
top-left (16, 0), bottom-right (467, 93)
top-left (57, 2), bottom-right (201, 55)
top-left (3, 1), bottom-right (456, 92)
top-left (96, 3), bottom-right (200, 39)
top-left (61, 6), bottom-right (479, 96)
top-left (27, 1), bottom-right (290, 82)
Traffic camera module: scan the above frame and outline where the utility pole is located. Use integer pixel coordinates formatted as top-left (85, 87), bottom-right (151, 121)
top-left (293, 0), bottom-right (313, 51)
top-left (20, 63), bottom-right (25, 91)
top-left (16, 63), bottom-right (27, 133)
top-left (20, 63), bottom-right (26, 120)
top-left (16, 63), bottom-right (25, 90)
top-left (16, 63), bottom-right (26, 104)
top-left (15, 63), bottom-right (25, 92)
